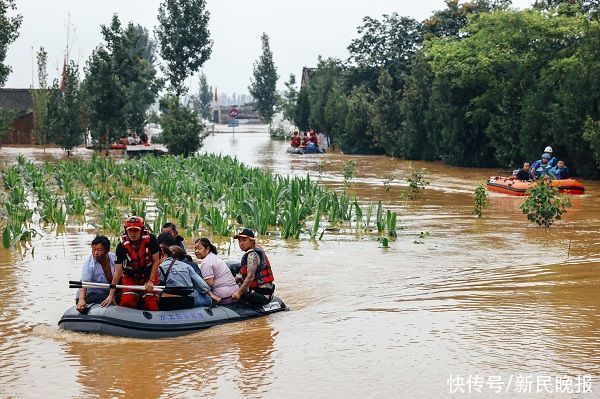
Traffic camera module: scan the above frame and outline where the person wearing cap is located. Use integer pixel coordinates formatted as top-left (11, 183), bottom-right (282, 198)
top-left (231, 228), bottom-right (275, 305)
top-left (100, 216), bottom-right (161, 310)
top-left (161, 222), bottom-right (186, 252)
top-left (530, 153), bottom-right (553, 180)
top-left (543, 146), bottom-right (558, 168)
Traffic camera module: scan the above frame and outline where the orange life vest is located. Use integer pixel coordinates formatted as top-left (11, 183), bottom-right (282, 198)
top-left (121, 232), bottom-right (153, 279)
top-left (240, 247), bottom-right (274, 288)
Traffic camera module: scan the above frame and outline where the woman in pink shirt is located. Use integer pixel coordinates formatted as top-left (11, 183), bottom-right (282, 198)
top-left (194, 238), bottom-right (239, 304)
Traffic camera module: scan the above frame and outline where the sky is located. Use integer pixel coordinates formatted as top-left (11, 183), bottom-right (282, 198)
top-left (6, 0), bottom-right (533, 96)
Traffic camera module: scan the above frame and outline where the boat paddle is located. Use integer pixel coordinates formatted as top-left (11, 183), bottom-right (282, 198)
top-left (69, 280), bottom-right (193, 294)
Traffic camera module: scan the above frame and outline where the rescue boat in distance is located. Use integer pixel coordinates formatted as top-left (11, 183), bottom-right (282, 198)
top-left (486, 177), bottom-right (585, 196)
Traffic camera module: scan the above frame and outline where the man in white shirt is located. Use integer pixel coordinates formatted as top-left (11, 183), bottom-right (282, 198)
top-left (76, 235), bottom-right (116, 312)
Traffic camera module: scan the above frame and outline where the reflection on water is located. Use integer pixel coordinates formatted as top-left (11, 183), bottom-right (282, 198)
top-left (0, 130), bottom-right (599, 398)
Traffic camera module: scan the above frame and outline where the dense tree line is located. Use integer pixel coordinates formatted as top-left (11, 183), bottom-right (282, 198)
top-left (297, 0), bottom-right (600, 178)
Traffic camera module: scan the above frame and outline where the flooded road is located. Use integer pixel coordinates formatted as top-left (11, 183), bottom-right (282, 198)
top-left (1, 127), bottom-right (599, 398)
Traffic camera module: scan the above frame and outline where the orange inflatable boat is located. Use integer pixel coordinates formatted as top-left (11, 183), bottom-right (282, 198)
top-left (486, 177), bottom-right (585, 196)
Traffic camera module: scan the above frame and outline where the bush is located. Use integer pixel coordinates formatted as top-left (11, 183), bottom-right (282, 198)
top-left (268, 123), bottom-right (291, 140)
top-left (473, 182), bottom-right (488, 217)
top-left (160, 95), bottom-right (204, 156)
top-left (341, 160), bottom-right (357, 187)
top-left (519, 178), bottom-right (571, 228)
top-left (401, 162), bottom-right (429, 199)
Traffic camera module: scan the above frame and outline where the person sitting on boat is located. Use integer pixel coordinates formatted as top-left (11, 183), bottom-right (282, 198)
top-left (309, 130), bottom-right (318, 145)
top-left (543, 146), bottom-right (558, 168)
top-left (140, 132), bottom-right (149, 145)
top-left (531, 146), bottom-right (558, 171)
top-left (515, 162), bottom-right (531, 181)
top-left (530, 153), bottom-right (553, 180)
top-left (550, 160), bottom-right (570, 180)
top-left (290, 130), bottom-right (301, 148)
top-left (100, 216), bottom-right (161, 311)
top-left (194, 238), bottom-right (240, 304)
top-left (231, 228), bottom-right (275, 305)
top-left (157, 245), bottom-right (218, 310)
top-left (76, 235), bottom-right (116, 313)
top-left (300, 132), bottom-right (310, 148)
top-left (161, 222), bottom-right (186, 252)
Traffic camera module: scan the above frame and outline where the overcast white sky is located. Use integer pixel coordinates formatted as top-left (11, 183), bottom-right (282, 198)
top-left (6, 0), bottom-right (533, 96)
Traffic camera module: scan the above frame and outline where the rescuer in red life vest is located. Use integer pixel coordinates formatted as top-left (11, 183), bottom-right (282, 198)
top-left (290, 130), bottom-right (301, 148)
top-left (309, 129), bottom-right (318, 145)
top-left (231, 228), bottom-right (275, 305)
top-left (100, 216), bottom-right (161, 310)
top-left (300, 132), bottom-right (310, 148)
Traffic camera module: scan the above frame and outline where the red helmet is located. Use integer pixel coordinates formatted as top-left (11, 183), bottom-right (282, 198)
top-left (124, 216), bottom-right (145, 231)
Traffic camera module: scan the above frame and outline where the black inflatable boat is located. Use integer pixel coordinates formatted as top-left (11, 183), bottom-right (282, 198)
top-left (58, 296), bottom-right (287, 339)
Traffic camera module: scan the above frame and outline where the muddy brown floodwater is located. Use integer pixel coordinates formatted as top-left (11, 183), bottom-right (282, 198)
top-left (0, 126), bottom-right (599, 398)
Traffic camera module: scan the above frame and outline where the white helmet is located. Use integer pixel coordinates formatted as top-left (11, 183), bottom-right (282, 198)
top-left (544, 146), bottom-right (553, 153)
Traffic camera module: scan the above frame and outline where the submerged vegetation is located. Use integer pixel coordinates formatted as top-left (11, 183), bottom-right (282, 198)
top-left (520, 179), bottom-right (571, 228)
top-left (0, 154), bottom-right (399, 248)
top-left (473, 182), bottom-right (489, 218)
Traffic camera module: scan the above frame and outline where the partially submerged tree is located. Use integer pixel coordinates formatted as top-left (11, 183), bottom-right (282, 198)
top-left (156, 0), bottom-right (212, 155)
top-left (280, 74), bottom-right (297, 125)
top-left (83, 15), bottom-right (160, 144)
top-left (249, 33), bottom-right (279, 124)
top-left (160, 95), bottom-right (204, 156)
top-left (191, 71), bottom-right (213, 120)
top-left (31, 47), bottom-right (49, 150)
top-left (47, 62), bottom-right (83, 155)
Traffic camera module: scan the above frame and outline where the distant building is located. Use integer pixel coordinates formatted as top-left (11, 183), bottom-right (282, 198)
top-left (301, 67), bottom-right (316, 87)
top-left (0, 89), bottom-right (35, 145)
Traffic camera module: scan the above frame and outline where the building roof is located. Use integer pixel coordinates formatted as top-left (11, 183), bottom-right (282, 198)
top-left (0, 89), bottom-right (34, 114)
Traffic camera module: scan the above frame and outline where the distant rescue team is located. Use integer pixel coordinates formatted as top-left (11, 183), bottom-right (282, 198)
top-left (514, 146), bottom-right (570, 181)
top-left (76, 218), bottom-right (275, 312)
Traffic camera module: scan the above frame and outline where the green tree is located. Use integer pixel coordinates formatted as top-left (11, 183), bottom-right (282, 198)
top-left (294, 86), bottom-right (310, 131)
top-left (399, 51), bottom-right (436, 160)
top-left (193, 71), bottom-right (213, 120)
top-left (371, 69), bottom-right (401, 155)
top-left (323, 83), bottom-right (349, 146)
top-left (160, 95), bottom-right (204, 156)
top-left (423, 0), bottom-right (512, 39)
top-left (347, 13), bottom-right (422, 91)
top-left (83, 15), bottom-right (159, 143)
top-left (248, 33), bottom-right (279, 124)
top-left (47, 62), bottom-right (83, 155)
top-left (341, 87), bottom-right (381, 154)
top-left (0, 0), bottom-right (21, 87)
top-left (280, 74), bottom-right (298, 124)
top-left (156, 0), bottom-right (212, 96)
top-left (306, 57), bottom-right (346, 136)
top-left (31, 47), bottom-right (49, 150)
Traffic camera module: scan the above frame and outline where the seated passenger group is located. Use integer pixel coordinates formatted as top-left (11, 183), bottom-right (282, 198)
top-left (514, 146), bottom-right (570, 181)
top-left (290, 129), bottom-right (320, 151)
top-left (76, 218), bottom-right (275, 313)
